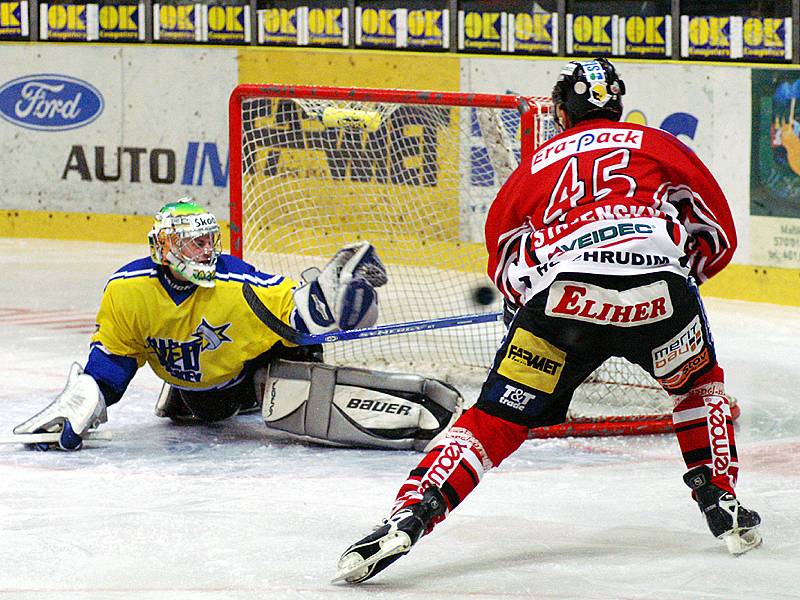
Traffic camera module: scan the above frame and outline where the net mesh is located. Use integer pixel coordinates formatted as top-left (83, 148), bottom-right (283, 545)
top-left (235, 88), bottom-right (673, 422)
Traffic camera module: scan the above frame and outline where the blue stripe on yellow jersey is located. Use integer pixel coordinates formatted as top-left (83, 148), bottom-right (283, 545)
top-left (88, 254), bottom-right (297, 395)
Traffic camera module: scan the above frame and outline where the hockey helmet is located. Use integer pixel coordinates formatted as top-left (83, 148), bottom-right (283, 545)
top-left (551, 58), bottom-right (625, 130)
top-left (148, 198), bottom-right (221, 288)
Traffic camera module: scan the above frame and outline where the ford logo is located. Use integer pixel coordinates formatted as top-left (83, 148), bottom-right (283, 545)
top-left (0, 74), bottom-right (104, 131)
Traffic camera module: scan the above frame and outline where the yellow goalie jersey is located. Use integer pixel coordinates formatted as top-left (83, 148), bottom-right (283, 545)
top-left (88, 254), bottom-right (297, 395)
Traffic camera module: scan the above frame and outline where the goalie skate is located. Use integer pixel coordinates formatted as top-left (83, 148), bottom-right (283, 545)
top-left (1, 428), bottom-right (112, 447)
top-left (333, 487), bottom-right (445, 584)
top-left (684, 466), bottom-right (762, 556)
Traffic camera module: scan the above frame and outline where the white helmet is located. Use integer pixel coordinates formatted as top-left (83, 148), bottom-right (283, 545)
top-left (148, 198), bottom-right (221, 288)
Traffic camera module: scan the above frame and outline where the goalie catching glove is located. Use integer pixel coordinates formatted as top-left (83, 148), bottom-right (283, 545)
top-left (293, 242), bottom-right (388, 334)
top-left (13, 363), bottom-right (107, 451)
top-left (259, 360), bottom-right (462, 451)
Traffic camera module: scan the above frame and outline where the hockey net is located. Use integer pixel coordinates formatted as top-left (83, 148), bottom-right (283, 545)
top-left (229, 84), bottom-right (737, 437)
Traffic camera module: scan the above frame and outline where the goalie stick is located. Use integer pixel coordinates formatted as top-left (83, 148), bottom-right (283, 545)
top-left (0, 429), bottom-right (112, 445)
top-left (242, 282), bottom-right (502, 346)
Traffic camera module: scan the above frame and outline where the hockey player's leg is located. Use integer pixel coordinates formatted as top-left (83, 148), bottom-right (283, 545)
top-left (334, 408), bottom-right (528, 584)
top-left (155, 376), bottom-right (262, 423)
top-left (393, 407), bottom-right (528, 514)
top-left (154, 385), bottom-right (241, 422)
top-left (154, 384), bottom-right (196, 422)
top-left (672, 367), bottom-right (762, 554)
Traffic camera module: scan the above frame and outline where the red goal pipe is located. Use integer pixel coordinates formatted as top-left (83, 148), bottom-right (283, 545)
top-left (528, 399), bottom-right (740, 438)
top-left (231, 83), bottom-right (527, 109)
top-left (228, 89), bottom-right (244, 257)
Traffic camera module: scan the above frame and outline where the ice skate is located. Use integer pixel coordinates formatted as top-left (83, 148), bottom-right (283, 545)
top-left (236, 395), bottom-right (262, 415)
top-left (333, 486), bottom-right (445, 584)
top-left (154, 385), bottom-right (197, 423)
top-left (684, 466), bottom-right (762, 555)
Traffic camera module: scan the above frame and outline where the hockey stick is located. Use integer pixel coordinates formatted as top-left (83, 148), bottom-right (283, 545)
top-left (242, 282), bottom-right (503, 346)
top-left (0, 429), bottom-right (112, 445)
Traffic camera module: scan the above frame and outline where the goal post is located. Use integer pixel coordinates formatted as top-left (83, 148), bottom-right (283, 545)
top-left (228, 83), bottom-right (736, 437)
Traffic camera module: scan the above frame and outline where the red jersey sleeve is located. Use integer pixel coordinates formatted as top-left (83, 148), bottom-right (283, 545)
top-left (650, 130), bottom-right (738, 282)
top-left (485, 164), bottom-right (533, 303)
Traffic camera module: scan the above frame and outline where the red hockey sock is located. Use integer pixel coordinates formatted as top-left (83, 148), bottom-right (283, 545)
top-left (672, 366), bottom-right (739, 493)
top-left (393, 407), bottom-right (529, 529)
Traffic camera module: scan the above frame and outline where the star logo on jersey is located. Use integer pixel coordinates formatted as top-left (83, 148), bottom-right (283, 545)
top-left (192, 318), bottom-right (232, 351)
top-left (146, 319), bottom-right (232, 384)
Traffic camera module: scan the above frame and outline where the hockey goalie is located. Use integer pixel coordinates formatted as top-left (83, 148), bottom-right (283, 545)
top-left (12, 199), bottom-right (461, 452)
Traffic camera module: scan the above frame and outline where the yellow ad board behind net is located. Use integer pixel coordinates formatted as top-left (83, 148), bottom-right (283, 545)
top-left (235, 47), bottom-right (490, 274)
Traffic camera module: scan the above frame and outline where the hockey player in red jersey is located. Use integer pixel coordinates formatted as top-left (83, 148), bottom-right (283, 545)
top-left (334, 58), bottom-right (761, 584)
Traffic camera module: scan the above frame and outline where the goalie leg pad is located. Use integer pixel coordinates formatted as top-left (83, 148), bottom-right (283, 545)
top-left (262, 360), bottom-right (462, 451)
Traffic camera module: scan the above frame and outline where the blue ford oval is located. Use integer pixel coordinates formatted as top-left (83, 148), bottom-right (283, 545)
top-left (0, 74), bottom-right (104, 131)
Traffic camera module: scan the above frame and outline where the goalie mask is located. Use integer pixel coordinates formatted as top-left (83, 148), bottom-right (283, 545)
top-left (148, 199), bottom-right (221, 288)
top-left (552, 58), bottom-right (625, 131)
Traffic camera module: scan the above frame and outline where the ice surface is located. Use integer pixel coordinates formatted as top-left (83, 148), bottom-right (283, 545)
top-left (0, 239), bottom-right (798, 600)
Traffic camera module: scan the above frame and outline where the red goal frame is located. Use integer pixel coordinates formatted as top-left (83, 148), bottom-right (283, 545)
top-left (226, 83), bottom-right (739, 438)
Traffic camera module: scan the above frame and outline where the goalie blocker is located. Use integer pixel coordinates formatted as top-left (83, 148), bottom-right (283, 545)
top-left (259, 360), bottom-right (462, 451)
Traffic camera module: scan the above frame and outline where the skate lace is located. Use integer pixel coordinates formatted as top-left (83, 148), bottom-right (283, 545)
top-left (372, 509), bottom-right (413, 532)
top-left (372, 518), bottom-right (389, 532)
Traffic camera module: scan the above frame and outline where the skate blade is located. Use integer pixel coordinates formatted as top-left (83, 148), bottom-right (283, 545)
top-left (724, 529), bottom-right (763, 556)
top-left (332, 532), bottom-right (411, 584)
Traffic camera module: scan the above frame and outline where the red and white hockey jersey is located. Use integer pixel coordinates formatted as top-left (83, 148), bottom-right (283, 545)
top-left (485, 118), bottom-right (737, 306)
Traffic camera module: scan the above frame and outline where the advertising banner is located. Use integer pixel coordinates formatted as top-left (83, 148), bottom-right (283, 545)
top-left (681, 15), bottom-right (740, 59)
top-left (40, 1), bottom-right (95, 40)
top-left (0, 45), bottom-right (236, 218)
top-left (742, 17), bottom-right (791, 61)
top-left (618, 15), bottom-right (670, 57)
top-left (458, 5), bottom-right (506, 53)
top-left (682, 15), bottom-right (792, 61)
top-left (405, 6), bottom-right (447, 50)
top-left (153, 1), bottom-right (203, 42)
top-left (308, 2), bottom-right (347, 46)
top-left (257, 3), bottom-right (302, 45)
top-left (206, 1), bottom-right (250, 44)
top-left (40, 1), bottom-right (145, 41)
top-left (751, 69), bottom-right (800, 268)
top-left (257, 0), bottom-right (350, 48)
top-left (508, 10), bottom-right (557, 54)
top-left (256, 3), bottom-right (349, 47)
top-left (355, 4), bottom-right (402, 48)
top-left (97, 1), bottom-right (145, 42)
top-left (567, 13), bottom-right (617, 55)
top-left (354, 3), bottom-right (448, 50)
top-left (0, 1), bottom-right (28, 39)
